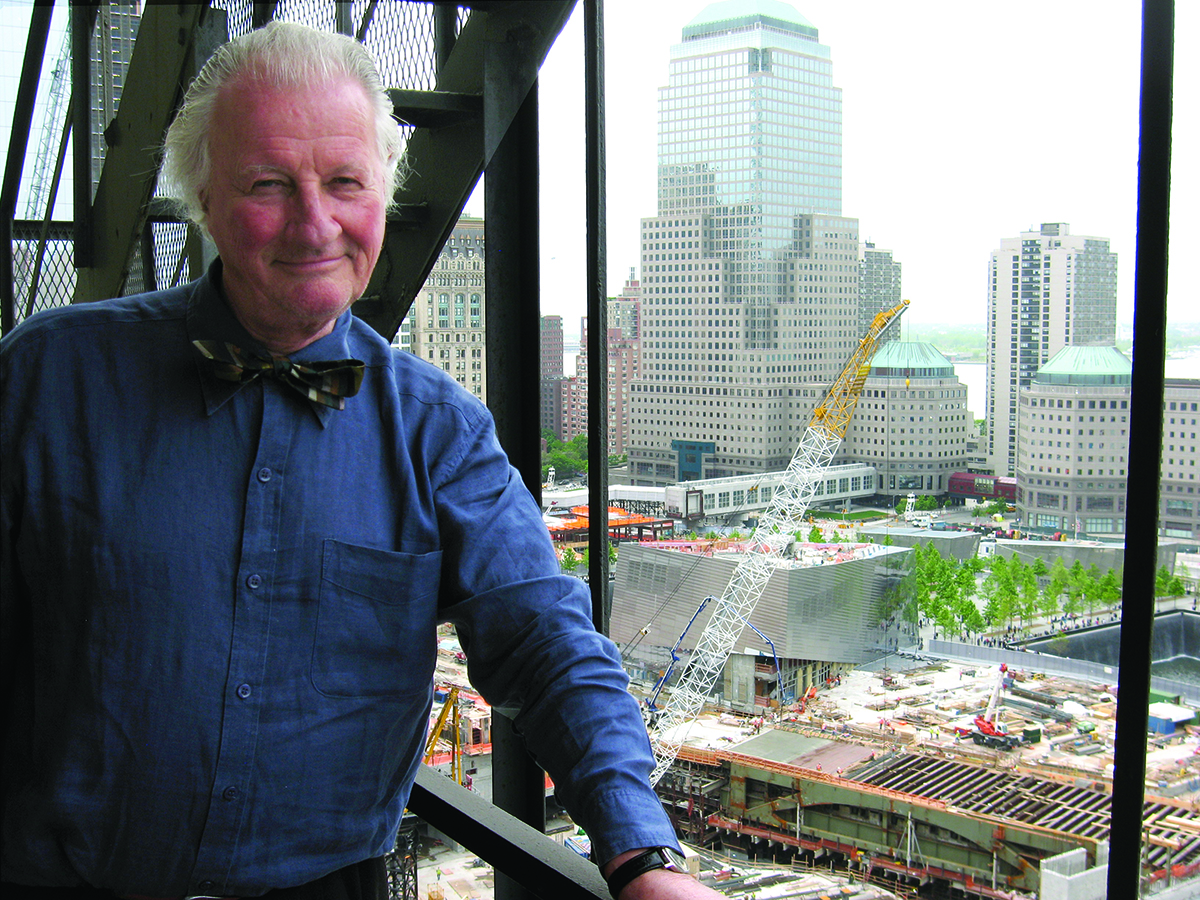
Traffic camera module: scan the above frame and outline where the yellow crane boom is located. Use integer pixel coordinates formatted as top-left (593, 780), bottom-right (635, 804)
top-left (648, 298), bottom-right (910, 786)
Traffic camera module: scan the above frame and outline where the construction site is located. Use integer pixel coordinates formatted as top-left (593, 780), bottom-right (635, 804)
top-left (419, 615), bottom-right (1200, 900)
top-left (413, 302), bottom-right (1200, 900)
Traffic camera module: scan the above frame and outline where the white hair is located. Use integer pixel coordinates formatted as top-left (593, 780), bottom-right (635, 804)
top-left (160, 21), bottom-right (404, 230)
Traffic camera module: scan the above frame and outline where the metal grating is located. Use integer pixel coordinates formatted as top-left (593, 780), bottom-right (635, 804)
top-left (10, 221), bottom-right (78, 328)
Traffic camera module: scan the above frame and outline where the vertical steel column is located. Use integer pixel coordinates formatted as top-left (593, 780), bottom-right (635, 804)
top-left (1107, 1), bottom-right (1173, 896)
top-left (334, 1), bottom-right (353, 37)
top-left (71, 3), bottom-right (93, 270)
top-left (583, 0), bottom-right (610, 634)
top-left (1, 1), bottom-right (53, 333)
top-left (485, 81), bottom-right (545, 900)
top-left (433, 4), bottom-right (457, 76)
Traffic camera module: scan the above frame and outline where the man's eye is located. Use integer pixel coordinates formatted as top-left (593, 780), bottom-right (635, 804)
top-left (251, 178), bottom-right (287, 191)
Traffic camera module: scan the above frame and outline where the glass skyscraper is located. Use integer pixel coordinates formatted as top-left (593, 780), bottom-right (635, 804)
top-left (627, 0), bottom-right (861, 486)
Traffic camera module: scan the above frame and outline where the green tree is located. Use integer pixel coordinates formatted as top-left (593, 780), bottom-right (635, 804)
top-left (914, 494), bottom-right (939, 512)
top-left (1019, 567), bottom-right (1041, 634)
top-left (1042, 558), bottom-right (1068, 620)
top-left (1063, 560), bottom-right (1088, 616)
top-left (980, 500), bottom-right (1008, 518)
top-left (980, 555), bottom-right (1015, 629)
top-left (1099, 569), bottom-right (1122, 607)
top-left (560, 547), bottom-right (579, 572)
top-left (808, 525), bottom-right (823, 543)
top-left (1156, 565), bottom-right (1173, 597)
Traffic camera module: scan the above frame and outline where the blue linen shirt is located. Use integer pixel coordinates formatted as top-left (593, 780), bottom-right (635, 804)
top-left (0, 264), bottom-right (677, 894)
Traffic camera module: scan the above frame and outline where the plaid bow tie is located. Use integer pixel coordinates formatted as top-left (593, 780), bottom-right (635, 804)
top-left (193, 340), bottom-right (364, 410)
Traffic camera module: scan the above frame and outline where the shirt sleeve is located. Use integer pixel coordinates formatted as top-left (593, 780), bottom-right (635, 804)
top-left (429, 407), bottom-right (680, 866)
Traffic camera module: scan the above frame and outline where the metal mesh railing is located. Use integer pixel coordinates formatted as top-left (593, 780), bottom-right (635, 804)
top-left (11, 221), bottom-right (78, 328)
top-left (8, 1), bottom-right (454, 329)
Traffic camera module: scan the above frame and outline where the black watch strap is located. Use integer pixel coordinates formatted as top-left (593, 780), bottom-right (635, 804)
top-left (605, 847), bottom-right (684, 899)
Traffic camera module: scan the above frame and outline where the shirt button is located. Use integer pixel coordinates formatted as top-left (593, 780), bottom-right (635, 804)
top-left (246, 574), bottom-right (262, 589)
top-left (222, 786), bottom-right (240, 802)
top-left (237, 683), bottom-right (252, 699)
top-left (198, 881), bottom-right (218, 892)
top-left (257, 467), bottom-right (272, 482)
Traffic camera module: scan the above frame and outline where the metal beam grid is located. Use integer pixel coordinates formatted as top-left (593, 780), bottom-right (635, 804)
top-left (860, 754), bottom-right (1113, 839)
top-left (678, 745), bottom-right (1200, 894)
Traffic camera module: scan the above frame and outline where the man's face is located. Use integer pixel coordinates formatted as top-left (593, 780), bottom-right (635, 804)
top-left (202, 74), bottom-right (387, 352)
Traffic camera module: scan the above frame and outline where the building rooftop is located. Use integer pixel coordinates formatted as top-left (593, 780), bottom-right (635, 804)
top-left (868, 341), bottom-right (956, 377)
top-left (684, 0), bottom-right (818, 41)
top-left (1034, 345), bottom-right (1132, 385)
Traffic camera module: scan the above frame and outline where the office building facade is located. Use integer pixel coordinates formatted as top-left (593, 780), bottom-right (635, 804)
top-left (1014, 345), bottom-right (1130, 536)
top-left (858, 243), bottom-right (902, 344)
top-left (1161, 379), bottom-right (1200, 543)
top-left (626, 1), bottom-right (861, 486)
top-left (407, 217), bottom-right (487, 402)
top-left (840, 341), bottom-right (971, 500)
top-left (985, 223), bottom-right (1118, 477)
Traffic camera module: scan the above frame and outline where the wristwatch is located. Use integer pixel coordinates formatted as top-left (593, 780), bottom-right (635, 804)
top-left (605, 846), bottom-right (687, 898)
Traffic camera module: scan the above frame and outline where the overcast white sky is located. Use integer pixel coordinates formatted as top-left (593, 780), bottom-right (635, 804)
top-left (462, 0), bottom-right (1195, 333)
top-left (2, 1), bottom-right (1191, 333)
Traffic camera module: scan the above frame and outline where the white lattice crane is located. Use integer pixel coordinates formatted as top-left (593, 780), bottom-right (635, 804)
top-left (647, 298), bottom-right (910, 786)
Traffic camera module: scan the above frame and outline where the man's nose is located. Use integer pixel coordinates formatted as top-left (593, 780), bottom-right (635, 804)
top-left (289, 183), bottom-right (339, 244)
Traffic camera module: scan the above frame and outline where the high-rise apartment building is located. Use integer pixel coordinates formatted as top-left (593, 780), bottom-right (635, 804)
top-left (540, 315), bottom-right (565, 436)
top-left (985, 223), bottom-right (1118, 477)
top-left (626, 1), bottom-right (860, 486)
top-left (560, 288), bottom-right (643, 454)
top-left (407, 217), bottom-right (487, 402)
top-left (858, 243), bottom-right (901, 345)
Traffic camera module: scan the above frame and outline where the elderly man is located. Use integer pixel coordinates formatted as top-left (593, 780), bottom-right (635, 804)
top-left (1, 21), bottom-right (720, 900)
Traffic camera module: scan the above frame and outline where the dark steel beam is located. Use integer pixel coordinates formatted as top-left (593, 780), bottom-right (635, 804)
top-left (356, 1), bottom-right (574, 342)
top-left (71, 3), bottom-right (97, 270)
top-left (72, 3), bottom-right (211, 303)
top-left (483, 46), bottom-right (545, 900)
top-left (1108, 0), bottom-right (1174, 896)
top-left (583, 0), bottom-right (610, 633)
top-left (1, 0), bottom-right (53, 334)
top-left (389, 88), bottom-right (481, 130)
top-left (407, 766), bottom-right (608, 900)
top-left (251, 2), bottom-right (276, 30)
top-left (434, 2), bottom-right (457, 73)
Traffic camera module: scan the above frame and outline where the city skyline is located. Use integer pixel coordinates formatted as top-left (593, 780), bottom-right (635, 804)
top-left (505, 0), bottom-right (1196, 329)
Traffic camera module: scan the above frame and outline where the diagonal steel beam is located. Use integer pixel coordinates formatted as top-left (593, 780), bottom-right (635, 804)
top-left (354, 1), bottom-right (574, 341)
top-left (72, 2), bottom-right (214, 304)
top-left (408, 765), bottom-right (608, 900)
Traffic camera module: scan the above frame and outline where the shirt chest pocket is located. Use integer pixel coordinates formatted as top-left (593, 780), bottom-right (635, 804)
top-left (312, 540), bottom-right (443, 699)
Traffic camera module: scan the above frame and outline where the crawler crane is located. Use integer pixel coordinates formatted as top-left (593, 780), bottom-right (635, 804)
top-left (647, 299), bottom-right (910, 786)
top-left (973, 663), bottom-right (1021, 750)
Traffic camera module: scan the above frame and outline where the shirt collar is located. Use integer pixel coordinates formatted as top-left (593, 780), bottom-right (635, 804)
top-left (185, 259), bottom-right (356, 428)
